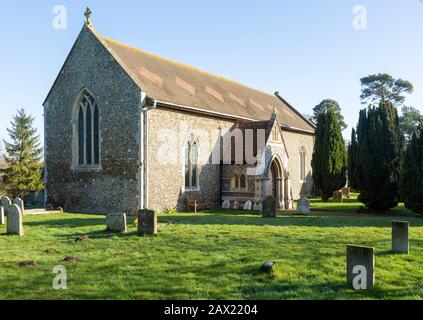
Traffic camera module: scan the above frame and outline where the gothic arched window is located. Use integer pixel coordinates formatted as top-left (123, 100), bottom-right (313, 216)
top-left (184, 135), bottom-right (199, 190)
top-left (300, 146), bottom-right (306, 181)
top-left (75, 90), bottom-right (100, 167)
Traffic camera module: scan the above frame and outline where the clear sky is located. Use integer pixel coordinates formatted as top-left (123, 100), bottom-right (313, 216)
top-left (0, 0), bottom-right (422, 147)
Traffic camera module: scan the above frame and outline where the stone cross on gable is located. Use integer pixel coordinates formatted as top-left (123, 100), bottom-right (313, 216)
top-left (84, 7), bottom-right (93, 25)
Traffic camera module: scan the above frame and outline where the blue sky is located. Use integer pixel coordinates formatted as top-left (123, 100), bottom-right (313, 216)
top-left (0, 0), bottom-right (422, 147)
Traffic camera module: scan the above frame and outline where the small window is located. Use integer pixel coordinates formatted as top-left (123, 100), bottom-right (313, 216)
top-left (231, 173), bottom-right (248, 191)
top-left (240, 174), bottom-right (247, 189)
top-left (184, 135), bottom-right (199, 190)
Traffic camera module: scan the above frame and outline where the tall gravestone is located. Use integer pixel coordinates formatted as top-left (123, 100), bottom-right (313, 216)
top-left (346, 245), bottom-right (375, 290)
top-left (262, 196), bottom-right (276, 218)
top-left (138, 209), bottom-right (157, 236)
top-left (106, 213), bottom-right (127, 233)
top-left (1, 197), bottom-right (11, 216)
top-left (0, 207), bottom-right (4, 225)
top-left (7, 204), bottom-right (24, 236)
top-left (296, 196), bottom-right (310, 215)
top-left (392, 221), bottom-right (409, 254)
top-left (13, 197), bottom-right (25, 216)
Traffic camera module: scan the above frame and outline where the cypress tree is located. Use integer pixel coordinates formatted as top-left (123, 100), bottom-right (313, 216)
top-left (357, 101), bottom-right (402, 210)
top-left (1, 109), bottom-right (44, 199)
top-left (312, 109), bottom-right (348, 201)
top-left (348, 128), bottom-right (359, 191)
top-left (400, 126), bottom-right (423, 214)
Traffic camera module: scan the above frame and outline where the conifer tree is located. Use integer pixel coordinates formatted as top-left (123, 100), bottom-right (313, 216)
top-left (348, 128), bottom-right (360, 191)
top-left (2, 109), bottom-right (44, 198)
top-left (312, 109), bottom-right (348, 201)
top-left (400, 126), bottom-right (423, 214)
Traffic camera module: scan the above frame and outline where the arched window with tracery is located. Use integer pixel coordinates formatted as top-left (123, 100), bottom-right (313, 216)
top-left (300, 146), bottom-right (306, 181)
top-left (184, 135), bottom-right (199, 190)
top-left (75, 90), bottom-right (100, 168)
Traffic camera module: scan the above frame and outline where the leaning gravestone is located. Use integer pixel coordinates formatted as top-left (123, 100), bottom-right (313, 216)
top-left (222, 200), bottom-right (231, 209)
top-left (7, 204), bottom-right (24, 236)
top-left (392, 221), bottom-right (409, 254)
top-left (0, 207), bottom-right (4, 225)
top-left (262, 196), bottom-right (276, 218)
top-left (296, 196), bottom-right (310, 215)
top-left (13, 197), bottom-right (24, 216)
top-left (106, 213), bottom-right (127, 233)
top-left (346, 245), bottom-right (375, 290)
top-left (244, 200), bottom-right (253, 211)
top-left (333, 191), bottom-right (344, 203)
top-left (233, 201), bottom-right (240, 210)
top-left (138, 209), bottom-right (157, 236)
top-left (1, 196), bottom-right (11, 216)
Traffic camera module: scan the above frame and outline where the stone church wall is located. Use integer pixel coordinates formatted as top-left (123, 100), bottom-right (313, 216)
top-left (44, 25), bottom-right (142, 214)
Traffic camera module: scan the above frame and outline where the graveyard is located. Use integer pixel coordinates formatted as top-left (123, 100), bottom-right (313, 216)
top-left (1, 206), bottom-right (423, 300)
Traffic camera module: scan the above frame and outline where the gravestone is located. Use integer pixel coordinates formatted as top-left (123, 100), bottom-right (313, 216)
top-left (222, 200), bottom-right (231, 209)
top-left (346, 245), bottom-right (375, 290)
top-left (1, 196), bottom-right (11, 216)
top-left (261, 261), bottom-right (276, 274)
top-left (244, 200), bottom-right (253, 211)
top-left (0, 207), bottom-right (4, 225)
top-left (262, 196), bottom-right (276, 218)
top-left (233, 201), bottom-right (240, 210)
top-left (106, 213), bottom-right (127, 233)
top-left (333, 191), bottom-right (344, 203)
top-left (138, 209), bottom-right (157, 236)
top-left (392, 221), bottom-right (409, 254)
top-left (7, 204), bottom-right (24, 236)
top-left (296, 196), bottom-right (310, 215)
top-left (13, 197), bottom-right (25, 215)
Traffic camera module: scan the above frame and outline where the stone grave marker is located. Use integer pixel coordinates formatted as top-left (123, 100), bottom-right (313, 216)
top-left (333, 191), bottom-right (344, 203)
top-left (106, 213), bottom-right (127, 233)
top-left (244, 200), bottom-right (253, 211)
top-left (13, 197), bottom-right (25, 215)
top-left (0, 207), bottom-right (4, 225)
top-left (262, 196), bottom-right (276, 218)
top-left (1, 196), bottom-right (11, 216)
top-left (138, 209), bottom-right (157, 236)
top-left (222, 200), bottom-right (231, 209)
top-left (346, 245), bottom-right (375, 290)
top-left (7, 204), bottom-right (24, 236)
top-left (296, 196), bottom-right (310, 215)
top-left (392, 221), bottom-right (409, 254)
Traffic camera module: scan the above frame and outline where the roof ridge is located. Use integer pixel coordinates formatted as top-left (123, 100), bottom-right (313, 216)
top-left (100, 35), bottom-right (279, 101)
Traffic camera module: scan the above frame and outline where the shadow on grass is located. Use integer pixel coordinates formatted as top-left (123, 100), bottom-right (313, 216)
top-left (25, 217), bottom-right (105, 229)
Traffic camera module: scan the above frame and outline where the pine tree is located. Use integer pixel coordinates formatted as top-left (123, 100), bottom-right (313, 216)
top-left (1, 109), bottom-right (44, 199)
top-left (312, 109), bottom-right (348, 201)
top-left (357, 101), bottom-right (402, 210)
top-left (400, 126), bottom-right (423, 214)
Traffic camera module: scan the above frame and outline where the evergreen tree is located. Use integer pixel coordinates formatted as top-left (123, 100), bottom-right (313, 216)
top-left (348, 128), bottom-right (360, 190)
top-left (312, 109), bottom-right (348, 201)
top-left (357, 101), bottom-right (402, 210)
top-left (400, 126), bottom-right (423, 214)
top-left (399, 106), bottom-right (423, 142)
top-left (312, 99), bottom-right (347, 131)
top-left (1, 109), bottom-right (44, 198)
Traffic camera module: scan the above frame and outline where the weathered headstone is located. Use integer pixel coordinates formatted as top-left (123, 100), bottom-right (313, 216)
top-left (244, 200), bottom-right (253, 211)
top-left (222, 200), bottom-right (231, 209)
top-left (1, 196), bottom-right (11, 216)
top-left (138, 209), bottom-right (157, 236)
top-left (346, 245), bottom-right (375, 290)
top-left (296, 196), bottom-right (310, 215)
top-left (13, 197), bottom-right (25, 215)
top-left (0, 206), bottom-right (4, 225)
top-left (261, 261), bottom-right (276, 274)
top-left (106, 213), bottom-right (127, 233)
top-left (7, 204), bottom-right (24, 236)
top-left (333, 191), bottom-right (344, 203)
top-left (262, 196), bottom-right (276, 218)
top-left (392, 221), bottom-right (409, 254)
top-left (233, 201), bottom-right (240, 210)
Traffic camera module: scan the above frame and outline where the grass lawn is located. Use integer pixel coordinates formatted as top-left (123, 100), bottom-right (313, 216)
top-left (309, 193), bottom-right (414, 215)
top-left (1, 210), bottom-right (423, 300)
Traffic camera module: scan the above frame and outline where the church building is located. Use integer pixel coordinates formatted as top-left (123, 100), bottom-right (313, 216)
top-left (43, 11), bottom-right (315, 213)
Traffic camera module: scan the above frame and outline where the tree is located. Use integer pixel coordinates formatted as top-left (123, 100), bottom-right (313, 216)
top-left (312, 99), bottom-right (347, 131)
top-left (1, 109), bottom-right (44, 199)
top-left (348, 128), bottom-right (360, 191)
top-left (399, 106), bottom-right (423, 141)
top-left (312, 109), bottom-right (348, 201)
top-left (360, 73), bottom-right (413, 106)
top-left (400, 126), bottom-right (423, 214)
top-left (356, 101), bottom-right (403, 211)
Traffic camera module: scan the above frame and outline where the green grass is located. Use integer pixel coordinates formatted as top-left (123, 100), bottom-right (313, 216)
top-left (1, 211), bottom-right (423, 300)
top-left (309, 193), bottom-right (414, 215)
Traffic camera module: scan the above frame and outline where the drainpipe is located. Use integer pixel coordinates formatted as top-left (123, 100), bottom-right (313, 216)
top-left (140, 94), bottom-right (157, 210)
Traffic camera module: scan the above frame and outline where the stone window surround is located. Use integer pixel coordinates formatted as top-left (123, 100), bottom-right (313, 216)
top-left (299, 146), bottom-right (306, 182)
top-left (182, 133), bottom-right (201, 193)
top-left (230, 173), bottom-right (248, 192)
top-left (71, 88), bottom-right (102, 172)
